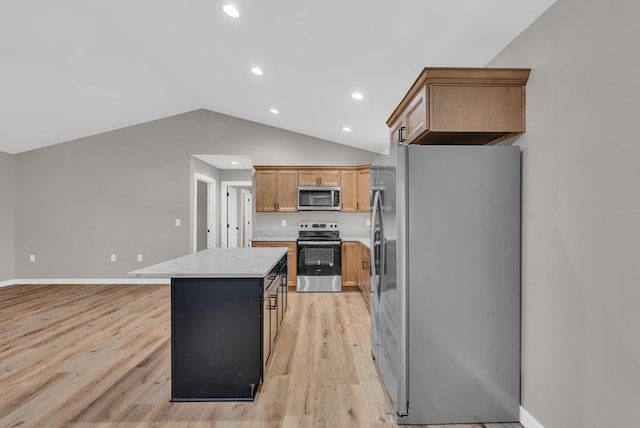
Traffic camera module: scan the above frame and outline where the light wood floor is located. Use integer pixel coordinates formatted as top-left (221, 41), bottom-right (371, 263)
top-left (0, 284), bottom-right (522, 428)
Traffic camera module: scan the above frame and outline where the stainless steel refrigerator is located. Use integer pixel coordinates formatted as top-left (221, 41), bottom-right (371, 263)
top-left (370, 144), bottom-right (521, 424)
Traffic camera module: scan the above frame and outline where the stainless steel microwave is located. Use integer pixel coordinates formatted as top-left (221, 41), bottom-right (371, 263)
top-left (298, 186), bottom-right (341, 211)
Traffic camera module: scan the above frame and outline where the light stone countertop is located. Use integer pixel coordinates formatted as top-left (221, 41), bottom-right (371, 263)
top-left (342, 237), bottom-right (371, 248)
top-left (251, 236), bottom-right (370, 248)
top-left (250, 237), bottom-right (297, 242)
top-left (127, 247), bottom-right (288, 279)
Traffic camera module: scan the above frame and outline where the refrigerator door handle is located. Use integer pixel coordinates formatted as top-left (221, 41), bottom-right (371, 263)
top-left (370, 190), bottom-right (385, 301)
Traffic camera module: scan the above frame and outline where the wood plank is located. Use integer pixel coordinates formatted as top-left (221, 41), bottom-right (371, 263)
top-left (0, 285), bottom-right (522, 428)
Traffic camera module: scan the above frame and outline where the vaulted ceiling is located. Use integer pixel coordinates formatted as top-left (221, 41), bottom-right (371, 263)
top-left (0, 0), bottom-right (555, 155)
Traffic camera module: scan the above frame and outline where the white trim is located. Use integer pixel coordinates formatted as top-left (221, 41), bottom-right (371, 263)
top-left (0, 279), bottom-right (16, 288)
top-left (220, 180), bottom-right (252, 247)
top-left (520, 406), bottom-right (545, 428)
top-left (0, 278), bottom-right (169, 286)
top-left (193, 173), bottom-right (216, 253)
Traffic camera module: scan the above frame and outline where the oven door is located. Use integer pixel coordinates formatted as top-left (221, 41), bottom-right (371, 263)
top-left (296, 240), bottom-right (342, 292)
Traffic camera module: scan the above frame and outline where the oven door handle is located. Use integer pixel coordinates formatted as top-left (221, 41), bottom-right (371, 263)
top-left (297, 241), bottom-right (341, 246)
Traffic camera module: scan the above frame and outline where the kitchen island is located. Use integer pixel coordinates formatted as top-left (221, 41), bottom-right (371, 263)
top-left (128, 247), bottom-right (288, 401)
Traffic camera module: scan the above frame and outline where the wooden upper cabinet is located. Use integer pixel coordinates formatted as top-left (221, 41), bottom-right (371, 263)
top-left (256, 165), bottom-right (368, 212)
top-left (255, 168), bottom-right (298, 212)
top-left (277, 170), bottom-right (299, 211)
top-left (341, 167), bottom-right (369, 212)
top-left (357, 167), bottom-right (370, 212)
top-left (404, 87), bottom-right (428, 144)
top-left (298, 169), bottom-right (341, 186)
top-left (387, 67), bottom-right (531, 146)
top-left (255, 169), bottom-right (277, 212)
top-left (340, 169), bottom-right (358, 212)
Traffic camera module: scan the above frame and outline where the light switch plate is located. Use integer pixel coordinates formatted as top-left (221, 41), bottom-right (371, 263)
top-left (366, 219), bottom-right (371, 226)
top-left (137, 254), bottom-right (143, 262)
top-left (29, 254), bottom-right (35, 262)
top-left (175, 219), bottom-right (181, 226)
top-left (281, 219), bottom-right (286, 227)
top-left (110, 254), bottom-right (117, 262)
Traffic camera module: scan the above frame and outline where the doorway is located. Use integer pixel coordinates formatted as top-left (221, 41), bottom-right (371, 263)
top-left (193, 173), bottom-right (216, 252)
top-left (221, 181), bottom-right (252, 247)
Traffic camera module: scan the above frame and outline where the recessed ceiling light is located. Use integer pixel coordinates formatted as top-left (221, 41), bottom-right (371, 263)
top-left (270, 108), bottom-right (279, 114)
top-left (343, 127), bottom-right (352, 132)
top-left (223, 5), bottom-right (239, 18)
top-left (251, 67), bottom-right (263, 76)
top-left (231, 161), bottom-right (239, 165)
top-left (351, 92), bottom-right (364, 100)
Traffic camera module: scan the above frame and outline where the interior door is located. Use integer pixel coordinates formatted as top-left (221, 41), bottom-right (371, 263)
top-left (196, 180), bottom-right (208, 251)
top-left (227, 187), bottom-right (238, 247)
top-left (241, 189), bottom-right (252, 247)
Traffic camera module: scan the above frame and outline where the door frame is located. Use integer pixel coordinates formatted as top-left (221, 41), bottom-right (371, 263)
top-left (221, 180), bottom-right (252, 247)
top-left (192, 173), bottom-right (216, 253)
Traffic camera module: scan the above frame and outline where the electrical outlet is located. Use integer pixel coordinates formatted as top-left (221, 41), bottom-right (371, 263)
top-left (281, 219), bottom-right (286, 227)
top-left (137, 254), bottom-right (143, 262)
top-left (29, 254), bottom-right (36, 262)
top-left (175, 218), bottom-right (181, 227)
top-left (366, 219), bottom-right (371, 227)
top-left (110, 254), bottom-right (117, 262)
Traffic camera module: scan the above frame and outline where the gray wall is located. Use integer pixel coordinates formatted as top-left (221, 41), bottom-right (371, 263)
top-left (489, 0), bottom-right (640, 427)
top-left (13, 109), bottom-right (376, 278)
top-left (0, 151), bottom-right (15, 281)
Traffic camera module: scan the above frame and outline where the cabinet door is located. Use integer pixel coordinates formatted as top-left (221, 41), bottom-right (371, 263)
top-left (404, 86), bottom-right (429, 144)
top-left (341, 242), bottom-right (359, 287)
top-left (255, 170), bottom-right (277, 212)
top-left (389, 117), bottom-right (405, 145)
top-left (357, 167), bottom-right (370, 212)
top-left (359, 244), bottom-right (371, 310)
top-left (340, 169), bottom-right (358, 212)
top-left (286, 247), bottom-right (297, 288)
top-left (298, 170), bottom-right (319, 186)
top-left (277, 170), bottom-right (299, 211)
top-left (319, 170), bottom-right (341, 186)
top-left (253, 241), bottom-right (297, 288)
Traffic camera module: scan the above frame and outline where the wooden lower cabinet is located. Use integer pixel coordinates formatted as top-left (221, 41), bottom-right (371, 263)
top-left (359, 244), bottom-right (371, 310)
top-left (341, 242), bottom-right (360, 287)
top-left (342, 241), bottom-right (371, 311)
top-left (252, 241), bottom-right (297, 288)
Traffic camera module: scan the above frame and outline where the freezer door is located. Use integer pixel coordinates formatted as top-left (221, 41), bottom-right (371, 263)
top-left (370, 144), bottom-right (400, 414)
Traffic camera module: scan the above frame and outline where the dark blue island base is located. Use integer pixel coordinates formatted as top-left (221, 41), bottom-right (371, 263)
top-left (170, 256), bottom-right (287, 402)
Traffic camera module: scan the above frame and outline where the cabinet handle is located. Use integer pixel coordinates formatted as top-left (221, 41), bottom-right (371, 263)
top-left (269, 294), bottom-right (278, 310)
top-left (398, 126), bottom-right (406, 143)
top-left (362, 260), bottom-right (366, 269)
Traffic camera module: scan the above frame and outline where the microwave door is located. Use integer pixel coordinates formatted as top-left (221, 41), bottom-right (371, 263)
top-left (298, 187), bottom-right (341, 210)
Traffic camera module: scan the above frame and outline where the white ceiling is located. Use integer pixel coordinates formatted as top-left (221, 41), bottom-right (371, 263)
top-left (193, 154), bottom-right (253, 170)
top-left (0, 0), bottom-right (555, 155)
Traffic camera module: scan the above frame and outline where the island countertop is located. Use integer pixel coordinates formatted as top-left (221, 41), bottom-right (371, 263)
top-left (128, 247), bottom-right (288, 279)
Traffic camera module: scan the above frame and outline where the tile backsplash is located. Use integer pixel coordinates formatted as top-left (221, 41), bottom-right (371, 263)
top-left (254, 212), bottom-right (370, 238)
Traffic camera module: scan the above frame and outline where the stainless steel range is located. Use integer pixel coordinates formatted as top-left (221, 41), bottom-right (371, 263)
top-left (296, 222), bottom-right (341, 292)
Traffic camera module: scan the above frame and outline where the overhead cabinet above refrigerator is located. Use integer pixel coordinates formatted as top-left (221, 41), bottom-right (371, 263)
top-left (386, 67), bottom-right (531, 146)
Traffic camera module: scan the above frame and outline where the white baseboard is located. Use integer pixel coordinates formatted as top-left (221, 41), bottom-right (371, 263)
top-left (0, 278), bottom-right (170, 287)
top-left (520, 406), bottom-right (544, 428)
